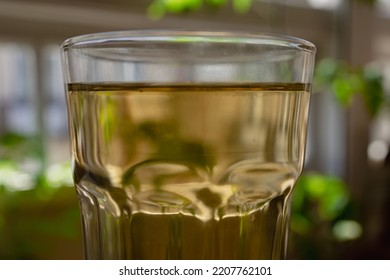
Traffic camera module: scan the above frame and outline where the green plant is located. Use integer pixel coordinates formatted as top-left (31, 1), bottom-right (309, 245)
top-left (146, 0), bottom-right (379, 20)
top-left (0, 131), bottom-right (81, 259)
top-left (290, 173), bottom-right (362, 259)
top-left (147, 0), bottom-right (253, 19)
top-left (314, 58), bottom-right (385, 116)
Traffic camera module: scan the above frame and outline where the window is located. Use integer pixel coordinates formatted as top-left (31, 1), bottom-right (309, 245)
top-left (0, 43), bottom-right (37, 134)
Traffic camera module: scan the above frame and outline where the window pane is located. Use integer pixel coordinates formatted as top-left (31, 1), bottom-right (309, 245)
top-left (0, 43), bottom-right (37, 134)
top-left (377, 0), bottom-right (390, 17)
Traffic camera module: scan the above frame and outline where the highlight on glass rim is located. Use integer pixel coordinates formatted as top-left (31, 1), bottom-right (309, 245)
top-left (0, 0), bottom-right (388, 261)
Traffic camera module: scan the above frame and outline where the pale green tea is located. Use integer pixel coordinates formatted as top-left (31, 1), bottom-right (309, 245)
top-left (67, 83), bottom-right (310, 259)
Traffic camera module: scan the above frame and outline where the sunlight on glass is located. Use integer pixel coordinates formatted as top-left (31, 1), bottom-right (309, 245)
top-left (367, 140), bottom-right (388, 162)
top-left (46, 163), bottom-right (73, 188)
top-left (307, 0), bottom-right (341, 10)
top-left (0, 166), bottom-right (35, 192)
top-left (378, 0), bottom-right (390, 7)
top-left (333, 220), bottom-right (363, 241)
top-left (377, 0), bottom-right (390, 17)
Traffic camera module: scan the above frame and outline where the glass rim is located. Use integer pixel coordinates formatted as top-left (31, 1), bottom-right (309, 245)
top-left (61, 30), bottom-right (316, 54)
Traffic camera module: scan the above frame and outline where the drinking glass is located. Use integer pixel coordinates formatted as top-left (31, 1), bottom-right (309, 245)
top-left (61, 31), bottom-right (316, 259)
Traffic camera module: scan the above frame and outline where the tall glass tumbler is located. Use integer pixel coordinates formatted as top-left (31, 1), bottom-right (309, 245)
top-left (61, 31), bottom-right (316, 260)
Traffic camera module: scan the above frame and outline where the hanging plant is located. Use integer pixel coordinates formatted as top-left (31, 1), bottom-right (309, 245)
top-left (146, 0), bottom-right (378, 20)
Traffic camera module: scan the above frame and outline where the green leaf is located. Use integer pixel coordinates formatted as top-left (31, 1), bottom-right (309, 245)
top-left (164, 0), bottom-right (202, 13)
top-left (233, 0), bottom-right (252, 14)
top-left (314, 58), bottom-right (386, 117)
top-left (291, 214), bottom-right (312, 235)
top-left (0, 133), bottom-right (27, 147)
top-left (361, 67), bottom-right (385, 116)
top-left (164, 0), bottom-right (188, 13)
top-left (206, 0), bottom-right (227, 8)
top-left (315, 58), bottom-right (340, 83)
top-left (331, 76), bottom-right (354, 105)
top-left (147, 0), bottom-right (166, 20)
top-left (294, 173), bottom-right (349, 221)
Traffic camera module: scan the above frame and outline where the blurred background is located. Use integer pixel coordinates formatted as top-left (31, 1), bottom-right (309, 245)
top-left (0, 0), bottom-right (390, 259)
